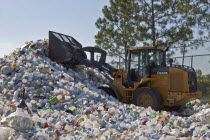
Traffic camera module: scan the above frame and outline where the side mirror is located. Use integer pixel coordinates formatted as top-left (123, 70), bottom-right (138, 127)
top-left (169, 59), bottom-right (173, 67)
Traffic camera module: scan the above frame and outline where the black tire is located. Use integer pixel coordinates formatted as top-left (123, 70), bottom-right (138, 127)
top-left (133, 87), bottom-right (163, 110)
top-left (98, 87), bottom-right (117, 98)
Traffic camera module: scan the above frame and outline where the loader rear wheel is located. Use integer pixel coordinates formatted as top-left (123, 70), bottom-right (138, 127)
top-left (133, 87), bottom-right (162, 110)
top-left (98, 87), bottom-right (117, 98)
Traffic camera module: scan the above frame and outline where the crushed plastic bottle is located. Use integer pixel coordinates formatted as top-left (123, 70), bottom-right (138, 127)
top-left (1, 109), bottom-right (33, 132)
top-left (49, 95), bottom-right (59, 105)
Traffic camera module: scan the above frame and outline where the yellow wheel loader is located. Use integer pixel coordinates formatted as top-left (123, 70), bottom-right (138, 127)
top-left (48, 31), bottom-right (202, 110)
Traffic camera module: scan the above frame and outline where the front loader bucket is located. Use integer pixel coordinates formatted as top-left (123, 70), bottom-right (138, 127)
top-left (48, 31), bottom-right (117, 76)
top-left (48, 31), bottom-right (87, 66)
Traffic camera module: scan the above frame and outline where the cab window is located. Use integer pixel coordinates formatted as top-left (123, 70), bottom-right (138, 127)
top-left (148, 50), bottom-right (164, 67)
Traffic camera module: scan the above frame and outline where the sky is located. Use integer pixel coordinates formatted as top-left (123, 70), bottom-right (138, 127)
top-left (0, 0), bottom-right (109, 57)
top-left (0, 0), bottom-right (209, 74)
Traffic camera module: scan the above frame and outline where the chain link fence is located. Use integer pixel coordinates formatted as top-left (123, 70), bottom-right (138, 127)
top-left (172, 54), bottom-right (210, 75)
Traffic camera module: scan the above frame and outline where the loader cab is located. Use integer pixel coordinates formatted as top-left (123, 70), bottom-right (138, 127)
top-left (127, 47), bottom-right (166, 86)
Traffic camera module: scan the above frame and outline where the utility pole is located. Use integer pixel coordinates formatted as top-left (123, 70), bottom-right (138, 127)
top-left (151, 0), bottom-right (156, 47)
top-left (118, 54), bottom-right (121, 69)
top-left (182, 45), bottom-right (186, 66)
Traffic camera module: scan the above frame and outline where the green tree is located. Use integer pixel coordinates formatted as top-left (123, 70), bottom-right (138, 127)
top-left (205, 74), bottom-right (210, 80)
top-left (178, 0), bottom-right (210, 65)
top-left (196, 70), bottom-right (210, 95)
top-left (196, 69), bottom-right (203, 80)
top-left (95, 0), bottom-right (210, 69)
top-left (137, 0), bottom-right (210, 48)
top-left (95, 0), bottom-right (141, 70)
top-left (177, 0), bottom-right (210, 48)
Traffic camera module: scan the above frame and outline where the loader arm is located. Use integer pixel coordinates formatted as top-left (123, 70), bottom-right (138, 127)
top-left (81, 47), bottom-right (117, 76)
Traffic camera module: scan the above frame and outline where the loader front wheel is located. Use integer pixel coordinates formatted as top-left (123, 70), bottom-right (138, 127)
top-left (133, 87), bottom-right (162, 110)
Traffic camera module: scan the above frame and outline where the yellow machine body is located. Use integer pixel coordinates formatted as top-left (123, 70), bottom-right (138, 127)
top-left (111, 48), bottom-right (202, 107)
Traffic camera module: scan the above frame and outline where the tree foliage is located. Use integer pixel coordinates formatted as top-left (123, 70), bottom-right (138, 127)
top-left (136, 0), bottom-right (210, 50)
top-left (95, 0), bottom-right (210, 69)
top-left (196, 69), bottom-right (210, 95)
top-left (177, 0), bottom-right (210, 48)
top-left (95, 0), bottom-right (141, 69)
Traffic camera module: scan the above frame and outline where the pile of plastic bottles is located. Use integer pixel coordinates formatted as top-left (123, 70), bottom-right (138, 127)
top-left (0, 40), bottom-right (210, 140)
